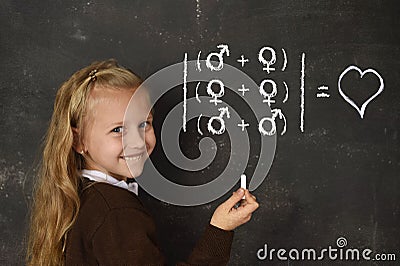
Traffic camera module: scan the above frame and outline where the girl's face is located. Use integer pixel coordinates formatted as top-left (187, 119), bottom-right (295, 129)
top-left (81, 87), bottom-right (155, 180)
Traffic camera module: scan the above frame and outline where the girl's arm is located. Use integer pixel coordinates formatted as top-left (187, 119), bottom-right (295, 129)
top-left (210, 188), bottom-right (259, 231)
top-left (66, 184), bottom-right (257, 265)
top-left (180, 188), bottom-right (259, 265)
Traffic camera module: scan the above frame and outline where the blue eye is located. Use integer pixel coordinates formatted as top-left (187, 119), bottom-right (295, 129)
top-left (111, 126), bottom-right (124, 133)
top-left (139, 121), bottom-right (152, 129)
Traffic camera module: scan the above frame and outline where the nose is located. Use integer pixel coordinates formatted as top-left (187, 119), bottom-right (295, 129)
top-left (124, 127), bottom-right (146, 150)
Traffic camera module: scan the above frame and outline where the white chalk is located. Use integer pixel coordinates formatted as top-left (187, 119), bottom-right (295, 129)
top-left (241, 174), bottom-right (246, 199)
top-left (234, 174), bottom-right (247, 208)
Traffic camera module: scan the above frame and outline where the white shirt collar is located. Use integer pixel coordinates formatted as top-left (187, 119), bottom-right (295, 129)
top-left (81, 169), bottom-right (138, 196)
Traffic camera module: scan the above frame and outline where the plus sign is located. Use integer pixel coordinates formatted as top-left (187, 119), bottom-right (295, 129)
top-left (237, 55), bottom-right (249, 67)
top-left (237, 120), bottom-right (249, 131)
top-left (238, 84), bottom-right (249, 96)
top-left (262, 97), bottom-right (276, 107)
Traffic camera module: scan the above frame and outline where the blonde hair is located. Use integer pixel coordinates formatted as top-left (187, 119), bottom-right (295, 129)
top-left (27, 59), bottom-right (142, 265)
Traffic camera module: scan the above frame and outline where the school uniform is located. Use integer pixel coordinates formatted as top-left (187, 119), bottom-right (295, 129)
top-left (65, 170), bottom-right (234, 265)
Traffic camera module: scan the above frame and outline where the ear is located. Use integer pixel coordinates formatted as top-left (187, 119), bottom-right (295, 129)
top-left (72, 127), bottom-right (85, 154)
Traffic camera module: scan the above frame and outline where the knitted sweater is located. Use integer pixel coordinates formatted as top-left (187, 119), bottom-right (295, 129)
top-left (65, 181), bottom-right (234, 265)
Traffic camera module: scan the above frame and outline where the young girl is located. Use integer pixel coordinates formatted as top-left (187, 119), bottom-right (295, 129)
top-left (27, 59), bottom-right (259, 265)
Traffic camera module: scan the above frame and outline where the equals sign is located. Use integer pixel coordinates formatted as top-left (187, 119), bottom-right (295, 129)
top-left (316, 85), bottom-right (330, 98)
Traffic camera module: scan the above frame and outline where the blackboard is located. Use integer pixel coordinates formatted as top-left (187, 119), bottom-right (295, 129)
top-left (1, 1), bottom-right (399, 265)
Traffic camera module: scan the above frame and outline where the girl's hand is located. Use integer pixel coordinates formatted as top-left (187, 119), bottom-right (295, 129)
top-left (210, 188), bottom-right (259, 231)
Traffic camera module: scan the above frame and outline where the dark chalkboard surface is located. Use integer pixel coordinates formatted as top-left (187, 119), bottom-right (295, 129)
top-left (1, 1), bottom-right (399, 265)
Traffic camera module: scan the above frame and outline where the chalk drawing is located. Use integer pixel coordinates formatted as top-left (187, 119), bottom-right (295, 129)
top-left (338, 65), bottom-right (384, 119)
top-left (195, 82), bottom-right (201, 103)
top-left (281, 48), bottom-right (287, 71)
top-left (237, 55), bottom-right (250, 67)
top-left (258, 46), bottom-right (276, 74)
top-left (258, 109), bottom-right (287, 136)
top-left (300, 52), bottom-right (305, 133)
top-left (259, 79), bottom-right (277, 106)
top-left (183, 53), bottom-right (188, 132)
top-left (206, 44), bottom-right (230, 71)
top-left (238, 120), bottom-right (250, 131)
top-left (283, 81), bottom-right (289, 103)
top-left (183, 45), bottom-right (384, 137)
top-left (317, 85), bottom-right (330, 98)
top-left (196, 51), bottom-right (202, 71)
top-left (207, 107), bottom-right (230, 135)
top-left (207, 79), bottom-right (225, 105)
top-left (238, 84), bottom-right (249, 96)
top-left (258, 117), bottom-right (276, 136)
top-left (197, 114), bottom-right (203, 135)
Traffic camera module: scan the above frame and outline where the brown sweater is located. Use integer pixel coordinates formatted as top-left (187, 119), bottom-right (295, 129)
top-left (65, 180), bottom-right (234, 265)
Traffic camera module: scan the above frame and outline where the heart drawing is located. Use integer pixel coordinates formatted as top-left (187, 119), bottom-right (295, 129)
top-left (338, 65), bottom-right (384, 119)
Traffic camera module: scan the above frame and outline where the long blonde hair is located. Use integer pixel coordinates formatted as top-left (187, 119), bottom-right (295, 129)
top-left (27, 59), bottom-right (142, 265)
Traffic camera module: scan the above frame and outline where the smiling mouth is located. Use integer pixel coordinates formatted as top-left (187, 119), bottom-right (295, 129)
top-left (121, 153), bottom-right (143, 161)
